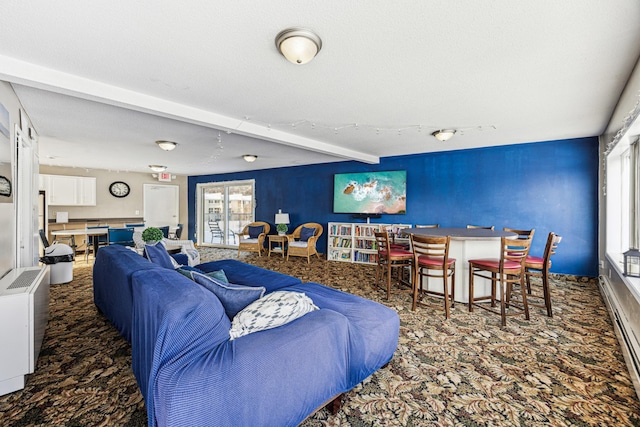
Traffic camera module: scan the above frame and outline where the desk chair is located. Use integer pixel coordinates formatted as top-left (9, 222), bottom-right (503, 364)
top-left (410, 234), bottom-right (456, 319)
top-left (158, 226), bottom-right (170, 239)
top-left (169, 223), bottom-right (184, 239)
top-left (108, 227), bottom-right (135, 247)
top-left (468, 235), bottom-right (532, 327)
top-left (374, 231), bottom-right (413, 300)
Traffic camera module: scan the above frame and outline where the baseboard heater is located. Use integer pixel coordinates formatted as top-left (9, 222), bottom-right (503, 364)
top-left (0, 266), bottom-right (50, 396)
top-left (598, 275), bottom-right (640, 398)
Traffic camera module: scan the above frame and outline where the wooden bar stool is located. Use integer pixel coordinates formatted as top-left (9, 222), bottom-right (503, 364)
top-left (523, 232), bottom-right (562, 317)
top-left (410, 234), bottom-right (456, 319)
top-left (468, 236), bottom-right (532, 327)
top-left (374, 231), bottom-right (413, 300)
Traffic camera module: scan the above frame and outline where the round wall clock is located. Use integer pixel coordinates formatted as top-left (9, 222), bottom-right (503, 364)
top-left (109, 181), bottom-right (130, 198)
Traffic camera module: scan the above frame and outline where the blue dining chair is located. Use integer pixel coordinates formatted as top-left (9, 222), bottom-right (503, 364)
top-left (158, 226), bottom-right (170, 239)
top-left (108, 227), bottom-right (135, 247)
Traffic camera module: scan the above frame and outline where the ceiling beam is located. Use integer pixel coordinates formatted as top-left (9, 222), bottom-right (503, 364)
top-left (0, 54), bottom-right (379, 164)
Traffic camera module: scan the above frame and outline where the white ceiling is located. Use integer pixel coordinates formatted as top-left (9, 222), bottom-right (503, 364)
top-left (0, 1), bottom-right (639, 175)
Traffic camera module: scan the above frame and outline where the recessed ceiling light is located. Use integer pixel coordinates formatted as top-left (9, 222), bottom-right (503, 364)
top-left (243, 155), bottom-right (258, 162)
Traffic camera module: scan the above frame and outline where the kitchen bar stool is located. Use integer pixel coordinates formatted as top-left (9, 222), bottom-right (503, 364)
top-left (374, 231), bottom-right (413, 300)
top-left (410, 234), bottom-right (456, 319)
top-left (523, 232), bottom-right (562, 317)
top-left (468, 235), bottom-right (532, 327)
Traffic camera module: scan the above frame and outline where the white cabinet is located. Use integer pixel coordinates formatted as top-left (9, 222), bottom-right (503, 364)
top-left (39, 174), bottom-right (96, 206)
top-left (327, 222), bottom-right (412, 265)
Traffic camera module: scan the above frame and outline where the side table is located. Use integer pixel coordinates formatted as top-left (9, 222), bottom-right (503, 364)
top-left (268, 234), bottom-right (288, 258)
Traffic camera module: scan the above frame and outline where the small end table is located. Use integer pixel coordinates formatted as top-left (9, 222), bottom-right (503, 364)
top-left (268, 234), bottom-right (288, 258)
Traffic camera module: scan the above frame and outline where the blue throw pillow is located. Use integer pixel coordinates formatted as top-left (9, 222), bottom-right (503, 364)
top-left (300, 226), bottom-right (316, 242)
top-left (248, 225), bottom-right (264, 239)
top-left (192, 272), bottom-right (266, 319)
top-left (144, 242), bottom-right (174, 269)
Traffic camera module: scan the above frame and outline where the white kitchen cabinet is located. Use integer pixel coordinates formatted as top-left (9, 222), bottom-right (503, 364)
top-left (39, 174), bottom-right (96, 206)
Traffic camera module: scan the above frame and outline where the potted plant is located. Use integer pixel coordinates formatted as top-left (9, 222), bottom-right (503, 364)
top-left (276, 223), bottom-right (288, 235)
top-left (142, 227), bottom-right (164, 244)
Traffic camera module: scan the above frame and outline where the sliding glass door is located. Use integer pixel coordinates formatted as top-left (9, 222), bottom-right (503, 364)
top-left (197, 180), bottom-right (255, 247)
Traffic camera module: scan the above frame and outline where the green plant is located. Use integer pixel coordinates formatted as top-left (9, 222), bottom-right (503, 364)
top-left (142, 227), bottom-right (164, 243)
top-left (276, 223), bottom-right (288, 234)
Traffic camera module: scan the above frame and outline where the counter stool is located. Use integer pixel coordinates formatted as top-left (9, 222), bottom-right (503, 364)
top-left (374, 231), bottom-right (413, 300)
top-left (468, 235), bottom-right (532, 327)
top-left (523, 232), bottom-right (562, 317)
top-left (410, 234), bottom-right (456, 319)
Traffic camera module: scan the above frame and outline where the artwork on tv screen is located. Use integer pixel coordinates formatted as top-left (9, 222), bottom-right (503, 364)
top-left (334, 170), bottom-right (406, 214)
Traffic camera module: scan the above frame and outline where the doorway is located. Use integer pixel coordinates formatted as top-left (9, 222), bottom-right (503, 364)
top-left (196, 180), bottom-right (255, 247)
top-left (143, 184), bottom-right (179, 227)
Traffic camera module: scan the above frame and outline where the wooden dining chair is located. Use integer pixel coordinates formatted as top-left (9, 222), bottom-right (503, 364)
top-left (468, 235), bottom-right (533, 327)
top-left (467, 224), bottom-right (495, 230)
top-left (374, 231), bottom-right (413, 300)
top-left (415, 224), bottom-right (439, 228)
top-left (503, 227), bottom-right (535, 240)
top-left (410, 234), bottom-right (456, 318)
top-left (522, 232), bottom-right (562, 317)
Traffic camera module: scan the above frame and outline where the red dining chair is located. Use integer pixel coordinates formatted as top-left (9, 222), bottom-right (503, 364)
top-left (523, 232), bottom-right (562, 317)
top-left (468, 235), bottom-right (533, 327)
top-left (374, 231), bottom-right (413, 300)
top-left (410, 234), bottom-right (456, 318)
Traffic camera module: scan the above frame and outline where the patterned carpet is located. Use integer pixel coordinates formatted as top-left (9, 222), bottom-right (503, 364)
top-left (0, 248), bottom-right (639, 426)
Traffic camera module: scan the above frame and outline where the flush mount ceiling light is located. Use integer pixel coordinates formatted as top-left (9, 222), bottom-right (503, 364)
top-left (243, 154), bottom-right (258, 163)
top-left (275, 27), bottom-right (322, 65)
top-left (149, 164), bottom-right (167, 172)
top-left (156, 140), bottom-right (178, 151)
top-left (432, 129), bottom-right (457, 142)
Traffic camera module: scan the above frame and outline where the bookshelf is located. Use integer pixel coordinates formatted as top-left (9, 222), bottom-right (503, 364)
top-left (327, 222), bottom-right (412, 265)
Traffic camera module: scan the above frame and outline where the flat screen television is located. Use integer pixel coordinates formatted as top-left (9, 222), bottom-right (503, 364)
top-left (333, 170), bottom-right (406, 215)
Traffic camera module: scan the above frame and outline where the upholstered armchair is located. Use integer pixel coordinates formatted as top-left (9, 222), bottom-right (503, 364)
top-left (237, 221), bottom-right (271, 257)
top-left (287, 223), bottom-right (323, 263)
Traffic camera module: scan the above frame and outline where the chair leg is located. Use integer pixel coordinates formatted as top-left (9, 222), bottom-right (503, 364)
top-left (519, 274), bottom-right (530, 320)
top-left (450, 266), bottom-right (456, 309)
top-left (412, 268), bottom-right (419, 311)
top-left (386, 263), bottom-right (392, 300)
top-left (442, 273), bottom-right (450, 319)
top-left (468, 266), bottom-right (474, 312)
top-left (542, 271), bottom-right (553, 317)
top-left (490, 272), bottom-right (497, 307)
top-left (499, 274), bottom-right (507, 327)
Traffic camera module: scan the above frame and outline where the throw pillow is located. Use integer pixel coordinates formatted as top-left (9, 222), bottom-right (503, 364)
top-left (192, 272), bottom-right (265, 319)
top-left (300, 226), bottom-right (316, 242)
top-left (206, 269), bottom-right (229, 283)
top-left (176, 265), bottom-right (206, 280)
top-left (144, 241), bottom-right (174, 269)
top-left (248, 225), bottom-right (264, 239)
top-left (229, 291), bottom-right (319, 340)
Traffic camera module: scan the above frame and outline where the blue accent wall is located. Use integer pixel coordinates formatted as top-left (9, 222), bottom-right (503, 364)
top-left (189, 137), bottom-right (599, 276)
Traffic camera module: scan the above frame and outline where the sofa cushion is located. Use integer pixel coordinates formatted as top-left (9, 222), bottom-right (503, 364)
top-left (206, 269), bottom-right (229, 283)
top-left (229, 291), bottom-right (318, 340)
top-left (176, 265), bottom-right (205, 280)
top-left (192, 272), bottom-right (265, 319)
top-left (300, 226), bottom-right (316, 242)
top-left (144, 242), bottom-right (174, 269)
top-left (248, 225), bottom-right (264, 238)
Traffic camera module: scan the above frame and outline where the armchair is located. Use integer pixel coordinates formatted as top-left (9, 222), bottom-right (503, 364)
top-left (287, 223), bottom-right (323, 263)
top-left (237, 221), bottom-right (270, 257)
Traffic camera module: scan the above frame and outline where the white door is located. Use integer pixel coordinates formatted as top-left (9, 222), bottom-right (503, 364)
top-left (143, 184), bottom-right (179, 227)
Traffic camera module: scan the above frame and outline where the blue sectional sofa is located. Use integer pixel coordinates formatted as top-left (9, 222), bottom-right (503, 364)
top-left (93, 245), bottom-right (400, 427)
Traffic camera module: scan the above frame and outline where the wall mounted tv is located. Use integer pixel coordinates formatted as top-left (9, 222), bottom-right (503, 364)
top-left (333, 170), bottom-right (406, 215)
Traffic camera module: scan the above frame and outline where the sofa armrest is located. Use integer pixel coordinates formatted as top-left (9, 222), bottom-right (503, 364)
top-left (151, 308), bottom-right (351, 427)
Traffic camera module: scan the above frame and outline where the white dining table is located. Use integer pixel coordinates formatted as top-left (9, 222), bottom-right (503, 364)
top-left (403, 227), bottom-right (517, 303)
